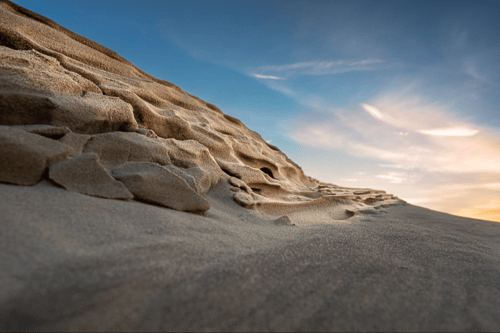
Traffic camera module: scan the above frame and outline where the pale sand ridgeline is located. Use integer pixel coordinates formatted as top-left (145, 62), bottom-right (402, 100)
top-left (1, 1), bottom-right (500, 331)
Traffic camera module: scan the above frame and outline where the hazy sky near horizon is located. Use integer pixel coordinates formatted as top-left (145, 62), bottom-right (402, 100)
top-left (14, 0), bottom-right (500, 221)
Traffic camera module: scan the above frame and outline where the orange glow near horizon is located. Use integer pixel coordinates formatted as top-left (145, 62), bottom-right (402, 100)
top-left (291, 96), bottom-right (500, 223)
top-left (453, 199), bottom-right (500, 222)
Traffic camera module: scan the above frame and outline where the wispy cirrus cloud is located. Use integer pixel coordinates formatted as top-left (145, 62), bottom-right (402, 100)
top-left (252, 74), bottom-right (284, 80)
top-left (418, 128), bottom-right (479, 136)
top-left (360, 101), bottom-right (480, 138)
top-left (292, 95), bottom-right (499, 174)
top-left (252, 59), bottom-right (385, 79)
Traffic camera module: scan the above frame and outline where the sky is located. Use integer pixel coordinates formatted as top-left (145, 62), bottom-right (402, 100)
top-left (14, 0), bottom-right (500, 222)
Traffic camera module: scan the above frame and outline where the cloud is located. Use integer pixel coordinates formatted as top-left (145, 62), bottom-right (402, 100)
top-left (254, 59), bottom-right (384, 78)
top-left (418, 128), bottom-right (478, 136)
top-left (379, 164), bottom-right (414, 170)
top-left (257, 80), bottom-right (296, 97)
top-left (376, 173), bottom-right (405, 184)
top-left (361, 103), bottom-right (384, 120)
top-left (361, 102), bottom-right (480, 137)
top-left (292, 97), bottom-right (500, 174)
top-left (461, 58), bottom-right (495, 85)
top-left (252, 74), bottom-right (284, 80)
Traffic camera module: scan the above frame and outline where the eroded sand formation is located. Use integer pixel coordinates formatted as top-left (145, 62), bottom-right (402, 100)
top-left (0, 0), bottom-right (404, 216)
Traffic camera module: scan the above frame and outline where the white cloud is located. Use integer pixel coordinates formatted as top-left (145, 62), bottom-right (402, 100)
top-left (252, 74), bottom-right (284, 80)
top-left (361, 103), bottom-right (384, 120)
top-left (254, 59), bottom-right (384, 77)
top-left (379, 164), bottom-right (413, 170)
top-left (268, 59), bottom-right (382, 71)
top-left (418, 128), bottom-right (478, 136)
top-left (360, 97), bottom-right (462, 132)
top-left (291, 100), bottom-right (500, 174)
top-left (376, 172), bottom-right (405, 184)
top-left (266, 84), bottom-right (295, 97)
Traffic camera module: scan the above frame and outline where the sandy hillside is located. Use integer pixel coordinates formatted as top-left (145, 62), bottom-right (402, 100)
top-left (0, 0), bottom-right (403, 215)
top-left (1, 1), bottom-right (500, 331)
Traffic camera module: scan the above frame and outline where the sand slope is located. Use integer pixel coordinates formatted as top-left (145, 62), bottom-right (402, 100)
top-left (1, 182), bottom-right (499, 331)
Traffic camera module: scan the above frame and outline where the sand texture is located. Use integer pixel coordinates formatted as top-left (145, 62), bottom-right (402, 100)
top-left (1, 182), bottom-right (500, 331)
top-left (1, 0), bottom-right (500, 331)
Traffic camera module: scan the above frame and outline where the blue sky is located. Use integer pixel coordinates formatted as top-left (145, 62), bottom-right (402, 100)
top-left (14, 0), bottom-right (500, 221)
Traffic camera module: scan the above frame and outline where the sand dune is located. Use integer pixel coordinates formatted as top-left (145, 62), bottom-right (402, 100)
top-left (0, 0), bottom-right (403, 214)
top-left (1, 1), bottom-right (499, 331)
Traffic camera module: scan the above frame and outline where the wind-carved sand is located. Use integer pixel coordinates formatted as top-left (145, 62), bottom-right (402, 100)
top-left (0, 0), bottom-right (404, 219)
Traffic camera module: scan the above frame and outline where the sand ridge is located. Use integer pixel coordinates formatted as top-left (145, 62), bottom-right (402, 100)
top-left (0, 0), bottom-right (404, 216)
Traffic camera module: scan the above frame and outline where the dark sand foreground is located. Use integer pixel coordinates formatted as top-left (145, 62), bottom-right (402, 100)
top-left (1, 181), bottom-right (499, 331)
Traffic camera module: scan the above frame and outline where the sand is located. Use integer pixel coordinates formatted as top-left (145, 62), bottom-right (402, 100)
top-left (1, 0), bottom-right (500, 331)
top-left (1, 181), bottom-right (500, 331)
